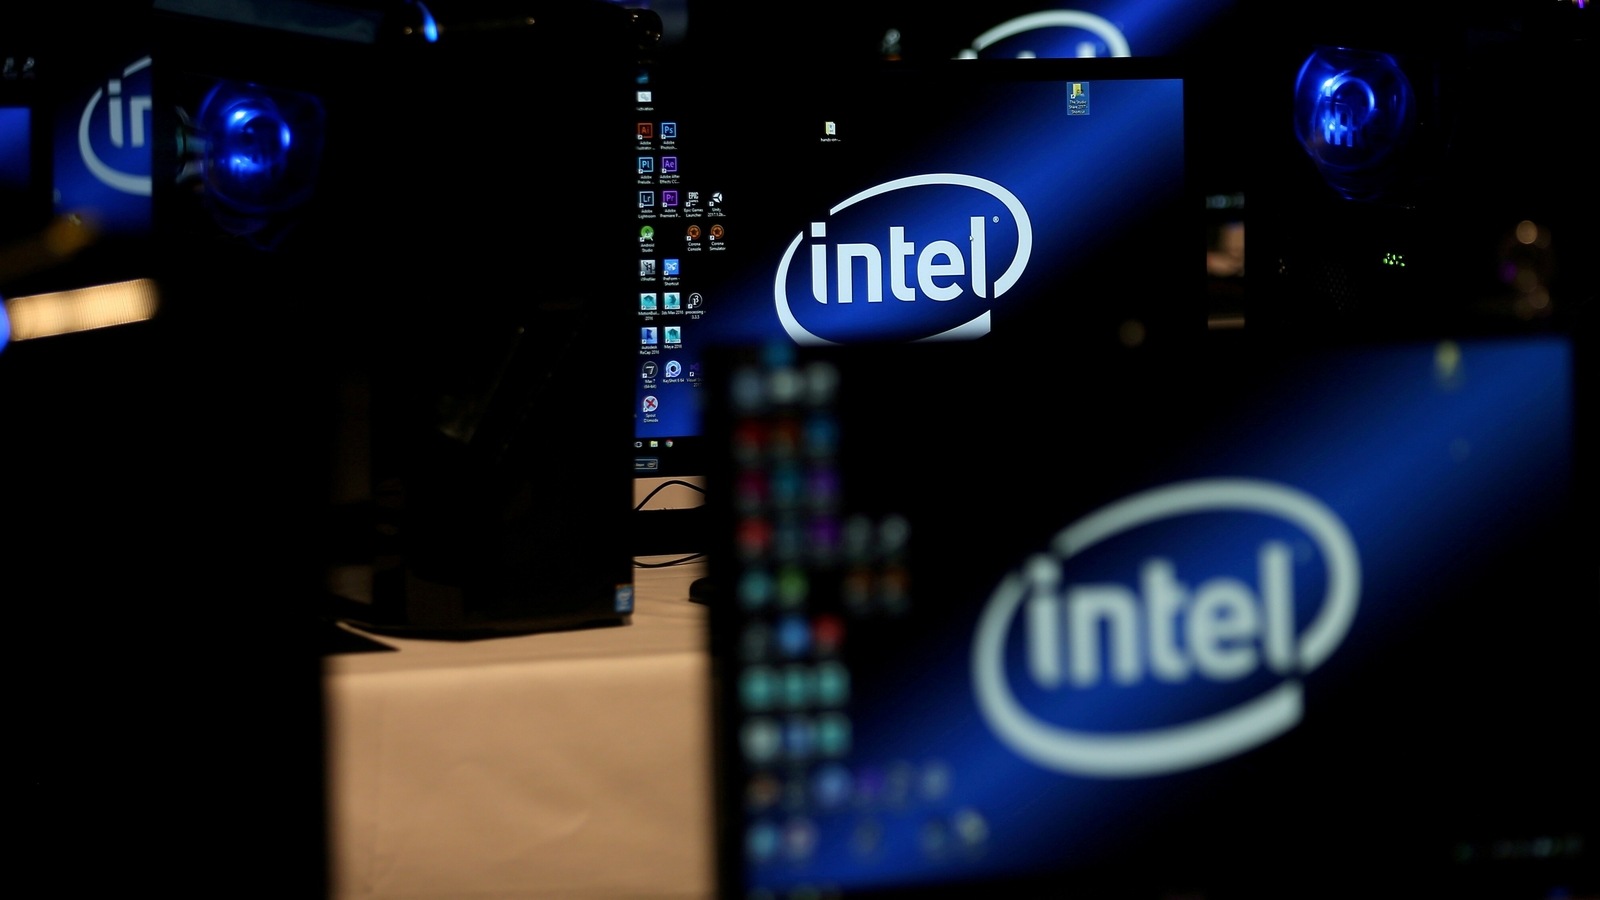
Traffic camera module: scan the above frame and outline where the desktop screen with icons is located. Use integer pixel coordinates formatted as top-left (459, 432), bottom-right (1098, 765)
top-left (627, 56), bottom-right (1201, 486)
top-left (704, 322), bottom-right (1597, 899)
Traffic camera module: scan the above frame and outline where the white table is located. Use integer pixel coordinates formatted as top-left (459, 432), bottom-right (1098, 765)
top-left (325, 556), bottom-right (714, 899)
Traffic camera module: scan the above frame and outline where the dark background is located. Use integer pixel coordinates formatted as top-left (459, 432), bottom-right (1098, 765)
top-left (2, 1), bottom-right (1592, 896)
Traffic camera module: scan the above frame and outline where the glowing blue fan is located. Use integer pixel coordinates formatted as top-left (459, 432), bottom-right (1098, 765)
top-left (1293, 47), bottom-right (1416, 202)
top-left (195, 81), bottom-right (326, 220)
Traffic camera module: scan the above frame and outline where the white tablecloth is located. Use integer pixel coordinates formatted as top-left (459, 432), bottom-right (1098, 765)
top-left (325, 556), bottom-right (713, 899)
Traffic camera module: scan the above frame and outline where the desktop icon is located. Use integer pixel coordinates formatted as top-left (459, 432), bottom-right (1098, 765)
top-left (816, 713), bottom-right (851, 757)
top-left (664, 292), bottom-right (681, 309)
top-left (782, 815), bottom-right (819, 861)
top-left (641, 327), bottom-right (658, 345)
top-left (742, 718), bottom-right (782, 765)
top-left (664, 258), bottom-right (680, 276)
top-left (663, 190), bottom-right (679, 207)
top-left (687, 224), bottom-right (702, 240)
top-left (639, 191), bottom-right (654, 207)
top-left (777, 614), bottom-right (812, 658)
top-left (661, 156), bottom-right (678, 173)
top-left (642, 361), bottom-right (658, 378)
top-left (664, 326), bottom-right (682, 344)
top-left (638, 156), bottom-right (654, 174)
top-left (640, 292), bottom-right (658, 310)
top-left (687, 293), bottom-right (704, 309)
top-left (643, 396), bottom-right (659, 413)
top-left (661, 121), bottom-right (677, 138)
top-left (640, 258), bottom-right (657, 276)
top-left (637, 122), bottom-right (653, 139)
top-left (1068, 82), bottom-right (1091, 115)
top-left (710, 224), bottom-right (725, 240)
top-left (812, 764), bottom-right (852, 811)
top-left (640, 225), bottom-right (655, 241)
top-left (665, 360), bottom-right (682, 378)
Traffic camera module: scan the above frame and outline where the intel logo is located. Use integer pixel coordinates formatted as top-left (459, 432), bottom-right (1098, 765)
top-left (957, 11), bottom-right (1131, 60)
top-left (79, 55), bottom-right (153, 196)
top-left (972, 479), bottom-right (1361, 778)
top-left (773, 174), bottom-right (1032, 346)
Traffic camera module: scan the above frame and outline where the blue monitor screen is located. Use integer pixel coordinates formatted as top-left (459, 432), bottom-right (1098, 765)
top-left (630, 58), bottom-right (1198, 477)
top-left (705, 327), bottom-right (1597, 898)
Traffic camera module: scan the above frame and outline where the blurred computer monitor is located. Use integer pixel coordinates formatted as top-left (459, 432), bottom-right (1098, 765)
top-left (704, 319), bottom-right (1597, 898)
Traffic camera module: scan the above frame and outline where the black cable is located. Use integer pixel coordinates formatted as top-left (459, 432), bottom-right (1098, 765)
top-left (633, 552), bottom-right (705, 568)
top-left (632, 477), bottom-right (706, 512)
top-left (632, 480), bottom-right (707, 568)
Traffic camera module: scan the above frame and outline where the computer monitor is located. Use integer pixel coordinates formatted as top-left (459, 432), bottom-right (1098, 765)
top-left (628, 56), bottom-right (1201, 554)
top-left (703, 320), bottom-right (1597, 898)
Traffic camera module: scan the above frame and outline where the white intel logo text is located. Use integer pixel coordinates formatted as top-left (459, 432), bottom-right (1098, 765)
top-left (773, 173), bottom-right (1032, 345)
top-left (971, 478), bottom-right (1360, 778)
top-left (79, 55), bottom-right (153, 196)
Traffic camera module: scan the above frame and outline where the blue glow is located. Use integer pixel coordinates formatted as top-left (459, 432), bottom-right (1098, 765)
top-left (415, 1), bottom-right (439, 42)
top-left (0, 297), bottom-right (10, 353)
top-left (1294, 47), bottom-right (1416, 201)
top-left (220, 105), bottom-right (290, 177)
top-left (196, 81), bottom-right (324, 216)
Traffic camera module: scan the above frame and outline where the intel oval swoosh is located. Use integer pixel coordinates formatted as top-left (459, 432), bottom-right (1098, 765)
top-left (972, 478), bottom-right (1361, 778)
top-left (775, 174), bottom-right (1031, 346)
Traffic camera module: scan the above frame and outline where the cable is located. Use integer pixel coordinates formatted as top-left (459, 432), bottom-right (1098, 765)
top-left (634, 552), bottom-right (704, 568)
top-left (632, 480), bottom-right (706, 567)
top-left (633, 478), bottom-right (705, 512)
